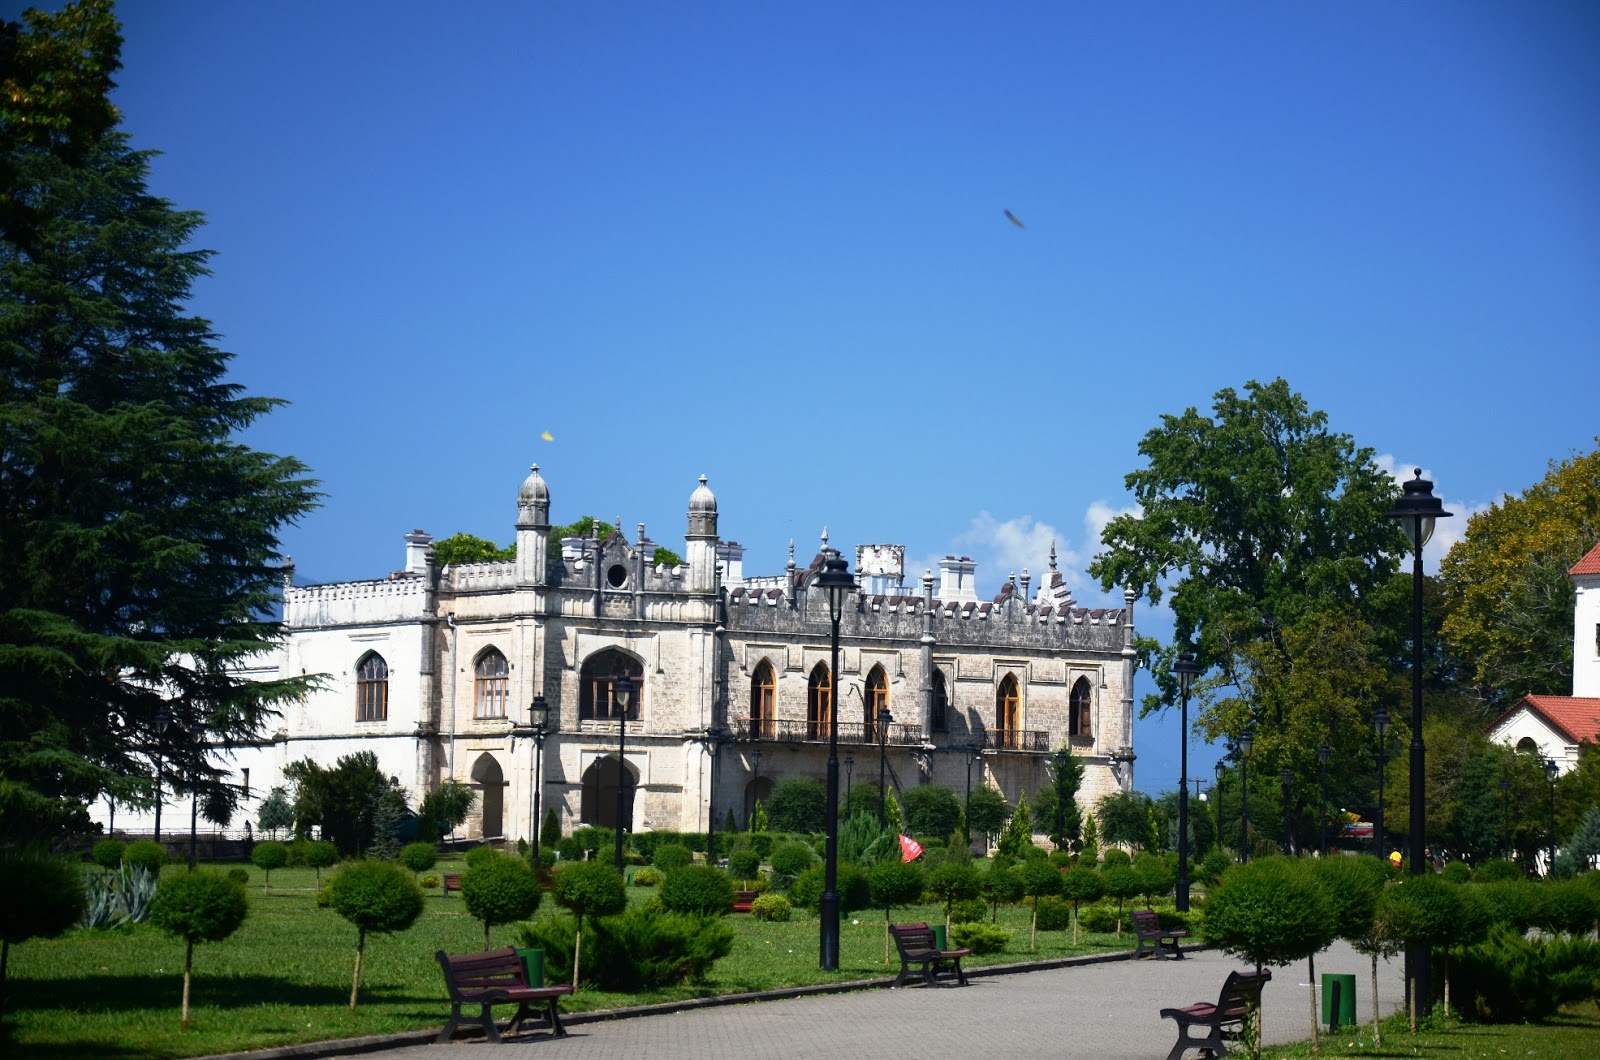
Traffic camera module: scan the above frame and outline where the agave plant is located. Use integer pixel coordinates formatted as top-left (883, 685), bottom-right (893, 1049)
top-left (118, 865), bottom-right (159, 925)
top-left (79, 873), bottom-right (120, 929)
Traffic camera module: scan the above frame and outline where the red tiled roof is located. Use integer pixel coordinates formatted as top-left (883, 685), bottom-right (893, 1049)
top-left (1493, 695), bottom-right (1600, 745)
top-left (1570, 541), bottom-right (1600, 576)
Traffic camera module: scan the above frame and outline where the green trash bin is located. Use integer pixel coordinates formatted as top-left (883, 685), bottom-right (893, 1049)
top-left (516, 947), bottom-right (544, 988)
top-left (930, 924), bottom-right (948, 951)
top-left (1321, 973), bottom-right (1356, 1028)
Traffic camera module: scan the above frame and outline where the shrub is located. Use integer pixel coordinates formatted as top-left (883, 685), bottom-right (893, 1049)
top-left (766, 777), bottom-right (827, 833)
top-left (555, 836), bottom-right (582, 861)
top-left (950, 920), bottom-right (1011, 954)
top-left (1472, 858), bottom-right (1522, 883)
top-left (149, 870), bottom-right (249, 1028)
top-left (1099, 864), bottom-right (1141, 933)
top-left (2, 847), bottom-right (86, 1011)
top-left (744, 832), bottom-right (775, 859)
top-left (927, 861), bottom-right (983, 928)
top-left (420, 875), bottom-right (439, 889)
top-left (400, 842), bottom-right (438, 874)
top-left (1476, 879), bottom-right (1539, 932)
top-left (1133, 852), bottom-right (1175, 907)
top-left (1059, 865), bottom-right (1106, 944)
top-left (728, 848), bottom-right (762, 881)
top-left (91, 838), bottom-right (125, 870)
top-left (123, 839), bottom-right (167, 874)
top-left (1035, 895), bottom-right (1074, 931)
top-left (951, 896), bottom-right (987, 924)
top-left (570, 826), bottom-right (615, 859)
top-left (550, 861), bottom-right (628, 987)
top-left (1101, 848), bottom-right (1132, 869)
top-left (660, 865), bottom-right (735, 917)
top-left (631, 866), bottom-right (662, 887)
top-left (305, 840), bottom-right (339, 881)
top-left (1198, 849), bottom-right (1230, 885)
top-left (653, 843), bottom-right (694, 872)
top-left (532, 846), bottom-right (557, 870)
top-left (1440, 860), bottom-right (1471, 884)
top-left (518, 905), bottom-right (734, 990)
top-left (251, 841), bottom-right (289, 886)
top-left (325, 860), bottom-right (425, 1010)
top-left (769, 840), bottom-right (816, 886)
top-left (789, 862), bottom-right (871, 914)
top-left (1203, 857), bottom-right (1336, 972)
top-left (463, 854), bottom-right (542, 947)
top-left (901, 785), bottom-right (962, 840)
top-left (226, 867), bottom-right (249, 885)
top-left (870, 859), bottom-right (928, 958)
top-left (1450, 924), bottom-right (1600, 1023)
top-left (1078, 904), bottom-right (1118, 933)
top-left (751, 894), bottom-right (792, 921)
top-left (464, 845), bottom-right (501, 869)
top-left (1534, 878), bottom-right (1600, 937)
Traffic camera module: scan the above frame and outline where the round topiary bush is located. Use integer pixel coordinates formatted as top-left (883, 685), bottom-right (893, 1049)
top-left (751, 893), bottom-right (792, 921)
top-left (951, 897), bottom-right (988, 924)
top-left (769, 840), bottom-right (815, 885)
top-left (326, 860), bottom-right (425, 1010)
top-left (1203, 856), bottom-right (1336, 972)
top-left (251, 841), bottom-right (289, 886)
top-left (653, 843), bottom-right (694, 872)
top-left (949, 920), bottom-right (1011, 954)
top-left (304, 840), bottom-right (339, 880)
top-left (632, 866), bottom-right (663, 887)
top-left (1034, 895), bottom-right (1074, 931)
top-left (92, 838), bottom-right (125, 870)
top-left (226, 867), bottom-right (250, 885)
top-left (1534, 878), bottom-right (1600, 937)
top-left (124, 839), bottom-right (167, 874)
top-left (660, 865), bottom-right (735, 917)
top-left (149, 869), bottom-right (250, 1028)
top-left (400, 842), bottom-right (438, 873)
top-left (1472, 859), bottom-right (1522, 884)
top-left (462, 853), bottom-right (542, 947)
top-left (728, 848), bottom-right (762, 881)
top-left (1440, 860), bottom-right (1471, 884)
top-left (464, 844), bottom-right (500, 869)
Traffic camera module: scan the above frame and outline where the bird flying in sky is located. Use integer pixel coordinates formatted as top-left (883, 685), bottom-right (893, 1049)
top-left (1004, 209), bottom-right (1025, 228)
top-left (540, 431), bottom-right (554, 442)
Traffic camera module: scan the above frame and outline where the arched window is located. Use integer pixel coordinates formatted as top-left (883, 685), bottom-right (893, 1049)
top-left (807, 663), bottom-right (832, 741)
top-left (474, 648), bottom-right (508, 719)
top-left (579, 649), bottom-right (643, 722)
top-left (356, 652), bottom-right (388, 722)
top-left (996, 674), bottom-right (1020, 749)
top-left (865, 665), bottom-right (889, 741)
top-left (931, 669), bottom-right (948, 733)
top-left (750, 660), bottom-right (776, 739)
top-left (1069, 676), bottom-right (1093, 737)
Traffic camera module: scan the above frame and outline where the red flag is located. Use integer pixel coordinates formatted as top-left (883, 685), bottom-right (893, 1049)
top-left (899, 834), bottom-right (924, 862)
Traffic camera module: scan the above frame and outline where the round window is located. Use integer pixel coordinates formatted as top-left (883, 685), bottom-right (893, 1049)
top-left (607, 564), bottom-right (628, 588)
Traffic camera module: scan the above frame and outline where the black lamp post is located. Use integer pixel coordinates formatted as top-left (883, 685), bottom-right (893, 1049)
top-left (1387, 468), bottom-right (1450, 1016)
top-left (965, 746), bottom-right (981, 849)
top-left (612, 673), bottom-right (634, 872)
top-left (1172, 652), bottom-right (1202, 911)
top-left (815, 549), bottom-right (856, 972)
top-left (752, 747), bottom-right (763, 825)
top-left (1214, 758), bottom-right (1226, 860)
top-left (843, 754), bottom-right (854, 820)
top-left (1280, 768), bottom-right (1295, 856)
top-left (1239, 727), bottom-right (1254, 864)
top-left (153, 704), bottom-right (171, 842)
top-left (1374, 705), bottom-right (1390, 861)
top-left (877, 706), bottom-right (893, 826)
top-left (529, 695), bottom-right (550, 850)
top-left (1500, 773), bottom-right (1512, 861)
top-left (1053, 748), bottom-right (1069, 852)
top-left (1543, 757), bottom-right (1559, 875)
top-left (1317, 742), bottom-right (1331, 856)
top-left (694, 727), bottom-right (728, 863)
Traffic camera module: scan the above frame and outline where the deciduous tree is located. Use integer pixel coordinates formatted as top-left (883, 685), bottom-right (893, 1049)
top-left (326, 860), bottom-right (424, 1010)
top-left (148, 870), bottom-right (248, 1029)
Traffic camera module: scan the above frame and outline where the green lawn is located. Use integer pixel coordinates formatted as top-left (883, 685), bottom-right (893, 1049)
top-left (4, 860), bottom-right (1134, 1059)
top-left (1262, 1003), bottom-right (1600, 1059)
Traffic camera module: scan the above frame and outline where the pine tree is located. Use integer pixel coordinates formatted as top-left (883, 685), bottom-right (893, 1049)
top-left (1, 1), bottom-right (318, 843)
top-left (998, 790), bottom-right (1034, 858)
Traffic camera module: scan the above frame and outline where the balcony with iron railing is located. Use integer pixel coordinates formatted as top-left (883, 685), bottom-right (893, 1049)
top-left (982, 728), bottom-right (1050, 752)
top-left (730, 717), bottom-right (924, 747)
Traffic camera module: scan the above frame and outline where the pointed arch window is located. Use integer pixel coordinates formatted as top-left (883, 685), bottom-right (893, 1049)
top-left (474, 648), bottom-right (509, 719)
top-left (356, 652), bottom-right (388, 722)
top-left (931, 669), bottom-right (949, 733)
top-left (865, 665), bottom-right (889, 741)
top-left (1069, 676), bottom-right (1093, 737)
top-left (580, 649), bottom-right (643, 722)
top-left (750, 660), bottom-right (776, 739)
top-left (807, 663), bottom-right (833, 741)
top-left (996, 674), bottom-right (1020, 749)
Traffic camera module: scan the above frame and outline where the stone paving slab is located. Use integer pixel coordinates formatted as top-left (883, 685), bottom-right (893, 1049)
top-left (332, 941), bottom-right (1403, 1060)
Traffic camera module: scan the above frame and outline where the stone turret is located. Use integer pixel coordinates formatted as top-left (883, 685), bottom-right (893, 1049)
top-left (515, 464), bottom-right (550, 585)
top-left (686, 475), bottom-right (718, 593)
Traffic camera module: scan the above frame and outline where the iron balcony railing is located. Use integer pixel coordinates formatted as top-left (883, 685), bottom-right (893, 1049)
top-left (731, 717), bottom-right (923, 747)
top-left (982, 728), bottom-right (1050, 752)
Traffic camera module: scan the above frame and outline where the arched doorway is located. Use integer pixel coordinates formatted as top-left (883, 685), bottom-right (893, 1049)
top-left (470, 753), bottom-right (504, 839)
top-left (580, 755), bottom-right (638, 831)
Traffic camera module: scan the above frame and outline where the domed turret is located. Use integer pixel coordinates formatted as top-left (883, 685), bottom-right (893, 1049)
top-left (685, 474), bottom-right (718, 592)
top-left (687, 474), bottom-right (717, 539)
top-left (515, 463), bottom-right (551, 586)
top-left (518, 464), bottom-right (550, 519)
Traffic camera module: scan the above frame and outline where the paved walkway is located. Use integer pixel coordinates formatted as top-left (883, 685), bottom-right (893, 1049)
top-left (348, 942), bottom-right (1404, 1060)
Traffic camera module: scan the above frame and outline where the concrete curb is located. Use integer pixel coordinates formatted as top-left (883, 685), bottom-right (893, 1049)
top-left (196, 945), bottom-right (1195, 1060)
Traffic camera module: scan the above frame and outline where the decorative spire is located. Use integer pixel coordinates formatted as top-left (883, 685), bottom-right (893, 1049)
top-left (820, 526), bottom-right (829, 549)
top-left (1049, 539), bottom-right (1058, 571)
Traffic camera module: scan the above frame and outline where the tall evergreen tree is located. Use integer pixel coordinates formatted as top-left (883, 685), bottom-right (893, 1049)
top-left (0, 1), bottom-right (318, 842)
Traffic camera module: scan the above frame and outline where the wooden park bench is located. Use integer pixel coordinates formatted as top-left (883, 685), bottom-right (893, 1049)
top-left (441, 872), bottom-right (463, 896)
top-left (1160, 968), bottom-right (1272, 1060)
top-left (434, 946), bottom-right (573, 1043)
top-left (732, 889), bottom-right (758, 913)
top-left (1133, 908), bottom-right (1189, 960)
top-left (888, 922), bottom-right (971, 988)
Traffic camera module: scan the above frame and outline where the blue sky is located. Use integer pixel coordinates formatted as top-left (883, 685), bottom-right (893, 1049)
top-left (37, 1), bottom-right (1600, 795)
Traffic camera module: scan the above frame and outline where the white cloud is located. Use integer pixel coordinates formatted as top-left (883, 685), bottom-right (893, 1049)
top-left (953, 511), bottom-right (1070, 588)
top-left (1084, 499), bottom-right (1141, 550)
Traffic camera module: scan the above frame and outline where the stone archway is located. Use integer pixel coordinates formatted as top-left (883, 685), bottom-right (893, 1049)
top-left (470, 752), bottom-right (505, 839)
top-left (580, 755), bottom-right (638, 831)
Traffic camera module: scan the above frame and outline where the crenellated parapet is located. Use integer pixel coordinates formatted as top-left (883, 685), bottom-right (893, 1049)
top-left (285, 575), bottom-right (432, 627)
top-left (443, 561), bottom-right (520, 593)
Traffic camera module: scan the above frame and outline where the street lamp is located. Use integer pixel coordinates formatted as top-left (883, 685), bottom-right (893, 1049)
top-left (815, 549), bottom-right (856, 971)
top-left (843, 754), bottom-right (854, 820)
top-left (529, 696), bottom-right (550, 851)
top-left (153, 704), bottom-right (171, 842)
top-left (1239, 727), bottom-right (1254, 864)
top-left (1374, 705), bottom-right (1390, 862)
top-left (965, 746), bottom-right (982, 850)
top-left (1053, 748), bottom-right (1069, 852)
top-left (1172, 652), bottom-right (1202, 911)
top-left (1280, 768), bottom-right (1294, 856)
top-left (1543, 757), bottom-right (1559, 875)
top-left (752, 747), bottom-right (763, 825)
top-left (1317, 742), bottom-right (1331, 856)
top-left (693, 727), bottom-right (729, 863)
top-left (1214, 758), bottom-right (1227, 860)
top-left (877, 706), bottom-right (893, 826)
top-left (1388, 468), bottom-right (1450, 1017)
top-left (612, 673), bottom-right (635, 872)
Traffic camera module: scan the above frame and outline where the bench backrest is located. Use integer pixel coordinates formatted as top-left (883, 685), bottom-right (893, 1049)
top-left (1215, 970), bottom-right (1272, 1019)
top-left (889, 922), bottom-right (936, 953)
top-left (1132, 909), bottom-right (1166, 933)
top-left (437, 947), bottom-right (527, 994)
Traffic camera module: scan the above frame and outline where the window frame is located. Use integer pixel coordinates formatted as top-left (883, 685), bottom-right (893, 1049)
top-left (474, 648), bottom-right (510, 720)
top-left (356, 651), bottom-right (389, 722)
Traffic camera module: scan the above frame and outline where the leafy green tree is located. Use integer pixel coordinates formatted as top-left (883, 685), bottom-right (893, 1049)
top-left (980, 858), bottom-right (1024, 922)
top-left (0, 846), bottom-right (85, 1021)
top-left (965, 785), bottom-right (1010, 850)
top-left (1440, 442), bottom-right (1600, 705)
top-left (367, 787), bottom-right (410, 861)
top-left (417, 779), bottom-right (476, 843)
top-left (250, 841), bottom-right (288, 888)
top-left (462, 853), bottom-right (541, 949)
top-left (256, 787), bottom-right (294, 839)
top-left (284, 753), bottom-right (399, 856)
top-left (868, 859), bottom-right (926, 962)
top-left (659, 865), bottom-right (735, 918)
top-left (0, 0), bottom-right (319, 845)
top-left (1314, 855), bottom-right (1390, 1044)
top-left (765, 777), bottom-right (826, 833)
top-left (927, 861), bottom-right (982, 932)
top-left (1095, 790), bottom-right (1155, 853)
top-left (1018, 859), bottom-right (1062, 951)
top-left (325, 860), bottom-right (424, 1010)
top-left (550, 861), bottom-right (627, 989)
top-left (540, 804), bottom-right (562, 849)
top-left (997, 790), bottom-right (1034, 858)
top-left (1132, 852), bottom-right (1175, 909)
top-left (1058, 866), bottom-right (1104, 944)
top-left (305, 839), bottom-right (338, 882)
top-left (1099, 864), bottom-right (1141, 938)
top-left (431, 532), bottom-right (514, 565)
top-left (148, 870), bottom-right (248, 1029)
top-left (1089, 378), bottom-right (1401, 716)
top-left (900, 785), bottom-right (961, 840)
top-left (1032, 750), bottom-right (1084, 850)
top-left (1553, 806), bottom-right (1600, 878)
top-left (1080, 813), bottom-right (1099, 864)
top-left (1376, 873), bottom-right (1460, 1030)
top-left (400, 841), bottom-right (437, 875)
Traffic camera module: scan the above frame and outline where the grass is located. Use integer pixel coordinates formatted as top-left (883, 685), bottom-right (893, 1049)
top-left (1262, 1002), bottom-right (1600, 1059)
top-left (4, 859), bottom-right (1136, 1059)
